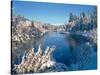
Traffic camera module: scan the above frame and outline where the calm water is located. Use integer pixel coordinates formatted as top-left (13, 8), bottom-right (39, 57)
top-left (33, 32), bottom-right (72, 65)
top-left (12, 32), bottom-right (97, 70)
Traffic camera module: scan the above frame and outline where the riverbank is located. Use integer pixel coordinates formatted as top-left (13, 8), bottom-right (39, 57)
top-left (59, 29), bottom-right (97, 44)
top-left (12, 45), bottom-right (69, 74)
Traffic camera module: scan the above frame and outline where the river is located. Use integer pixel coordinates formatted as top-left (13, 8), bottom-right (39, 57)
top-left (12, 32), bottom-right (97, 70)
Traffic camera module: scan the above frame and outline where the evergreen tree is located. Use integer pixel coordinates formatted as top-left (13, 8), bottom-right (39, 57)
top-left (69, 12), bottom-right (74, 22)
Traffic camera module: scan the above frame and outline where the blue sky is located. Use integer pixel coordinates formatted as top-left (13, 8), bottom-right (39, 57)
top-left (12, 1), bottom-right (96, 25)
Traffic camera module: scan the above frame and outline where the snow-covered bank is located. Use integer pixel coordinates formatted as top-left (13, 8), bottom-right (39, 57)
top-left (12, 45), bottom-right (68, 74)
top-left (71, 29), bottom-right (97, 44)
top-left (11, 15), bottom-right (58, 51)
